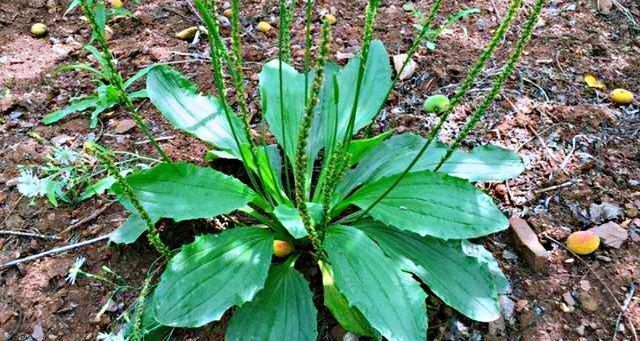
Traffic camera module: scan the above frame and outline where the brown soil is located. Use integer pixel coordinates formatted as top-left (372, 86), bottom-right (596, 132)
top-left (1, 0), bottom-right (640, 340)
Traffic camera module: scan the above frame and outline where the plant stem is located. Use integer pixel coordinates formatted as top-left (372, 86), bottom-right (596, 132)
top-left (349, 0), bottom-right (522, 223)
top-left (341, 0), bottom-right (380, 147)
top-left (303, 0), bottom-right (314, 105)
top-left (88, 142), bottom-right (173, 259)
top-left (229, 0), bottom-right (283, 204)
top-left (196, 0), bottom-right (268, 201)
top-left (278, 0), bottom-right (293, 196)
top-left (434, 0), bottom-right (546, 171)
top-left (294, 20), bottom-right (331, 251)
top-left (79, 0), bottom-right (169, 163)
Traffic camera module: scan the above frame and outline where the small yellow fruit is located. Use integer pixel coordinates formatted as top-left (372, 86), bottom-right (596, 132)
top-left (324, 14), bottom-right (337, 24)
top-left (110, 0), bottom-right (123, 9)
top-left (223, 8), bottom-right (233, 17)
top-left (583, 74), bottom-right (606, 90)
top-left (31, 23), bottom-right (48, 37)
top-left (256, 21), bottom-right (272, 33)
top-left (175, 26), bottom-right (199, 40)
top-left (566, 231), bottom-right (600, 255)
top-left (609, 88), bottom-right (634, 104)
top-left (273, 240), bottom-right (294, 257)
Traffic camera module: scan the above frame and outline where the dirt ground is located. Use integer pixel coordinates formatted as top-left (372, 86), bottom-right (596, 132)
top-left (1, 0), bottom-right (639, 340)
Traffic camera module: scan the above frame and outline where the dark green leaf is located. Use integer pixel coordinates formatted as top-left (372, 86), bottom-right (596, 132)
top-left (78, 176), bottom-right (116, 201)
top-left (347, 130), bottom-right (392, 166)
top-left (146, 65), bottom-right (247, 159)
top-left (273, 204), bottom-right (308, 239)
top-left (324, 225), bottom-right (427, 341)
top-left (112, 162), bottom-right (256, 222)
top-left (226, 257), bottom-right (317, 341)
top-left (109, 213), bottom-right (150, 244)
top-left (355, 220), bottom-right (506, 322)
top-left (336, 133), bottom-right (524, 202)
top-left (154, 228), bottom-right (273, 327)
top-left (124, 66), bottom-right (153, 89)
top-left (339, 170), bottom-right (508, 239)
top-left (333, 40), bottom-right (392, 143)
top-left (319, 261), bottom-right (379, 338)
top-left (43, 96), bottom-right (98, 125)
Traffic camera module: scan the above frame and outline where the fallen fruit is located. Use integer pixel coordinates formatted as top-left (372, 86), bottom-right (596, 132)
top-left (566, 231), bottom-right (600, 255)
top-left (256, 21), bottom-right (272, 33)
top-left (609, 88), bottom-right (634, 104)
top-left (104, 25), bottom-right (114, 41)
top-left (175, 26), bottom-right (199, 40)
top-left (273, 240), bottom-right (294, 257)
top-left (583, 74), bottom-right (605, 90)
top-left (423, 94), bottom-right (450, 113)
top-left (31, 23), bottom-right (48, 37)
top-left (324, 14), bottom-right (337, 24)
top-left (110, 0), bottom-right (123, 9)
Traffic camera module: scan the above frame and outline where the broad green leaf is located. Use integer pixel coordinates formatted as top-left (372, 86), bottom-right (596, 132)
top-left (109, 213), bottom-right (150, 244)
top-left (461, 240), bottom-right (510, 295)
top-left (226, 258), bottom-right (317, 341)
top-left (334, 40), bottom-right (392, 143)
top-left (154, 228), bottom-right (273, 327)
top-left (355, 220), bottom-right (505, 322)
top-left (78, 176), bottom-right (116, 201)
top-left (324, 225), bottom-right (427, 341)
top-left (347, 130), bottom-right (393, 166)
top-left (273, 204), bottom-right (308, 239)
top-left (146, 65), bottom-right (247, 159)
top-left (258, 40), bottom-right (391, 163)
top-left (318, 261), bottom-right (378, 338)
top-left (339, 170), bottom-right (508, 239)
top-left (272, 202), bottom-right (323, 239)
top-left (43, 96), bottom-right (98, 124)
top-left (259, 60), bottom-right (308, 162)
top-left (336, 133), bottom-right (524, 202)
top-left (112, 162), bottom-right (256, 222)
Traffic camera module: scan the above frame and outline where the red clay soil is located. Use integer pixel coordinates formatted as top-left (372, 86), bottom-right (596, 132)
top-left (1, 0), bottom-right (639, 340)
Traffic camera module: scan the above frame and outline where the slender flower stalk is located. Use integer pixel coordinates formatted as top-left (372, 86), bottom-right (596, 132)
top-left (86, 142), bottom-right (172, 259)
top-left (319, 146), bottom-right (350, 229)
top-left (303, 0), bottom-right (314, 104)
top-left (363, 0), bottom-right (442, 137)
top-left (435, 0), bottom-right (546, 170)
top-left (350, 0), bottom-right (523, 222)
top-left (196, 0), bottom-right (268, 201)
top-left (129, 273), bottom-right (153, 340)
top-left (229, 0), bottom-right (283, 203)
top-left (341, 0), bottom-right (381, 147)
top-left (294, 20), bottom-right (331, 251)
top-left (277, 0), bottom-right (294, 195)
top-left (79, 0), bottom-right (169, 163)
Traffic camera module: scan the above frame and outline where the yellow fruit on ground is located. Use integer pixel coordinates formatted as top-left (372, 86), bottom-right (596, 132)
top-left (110, 0), bottom-right (123, 9)
top-left (223, 8), bottom-right (233, 17)
top-left (273, 240), bottom-right (294, 257)
top-left (175, 26), bottom-right (199, 40)
top-left (566, 231), bottom-right (600, 255)
top-left (609, 88), bottom-right (634, 104)
top-left (256, 21), bottom-right (272, 33)
top-left (31, 23), bottom-right (48, 37)
top-left (324, 14), bottom-right (337, 24)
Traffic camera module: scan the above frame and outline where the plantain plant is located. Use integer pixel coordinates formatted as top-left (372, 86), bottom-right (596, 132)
top-left (80, 0), bottom-right (546, 339)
